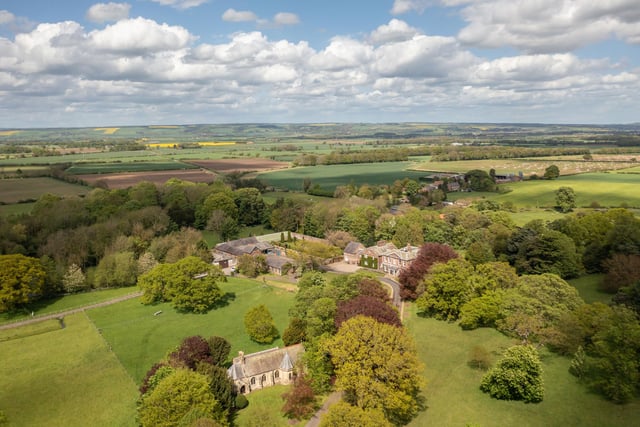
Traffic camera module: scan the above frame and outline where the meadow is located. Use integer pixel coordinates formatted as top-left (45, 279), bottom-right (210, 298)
top-left (451, 172), bottom-right (640, 209)
top-left (257, 161), bottom-right (429, 191)
top-left (88, 277), bottom-right (295, 383)
top-left (0, 313), bottom-right (138, 427)
top-left (404, 308), bottom-right (640, 427)
top-left (0, 177), bottom-right (89, 204)
top-left (0, 286), bottom-right (138, 325)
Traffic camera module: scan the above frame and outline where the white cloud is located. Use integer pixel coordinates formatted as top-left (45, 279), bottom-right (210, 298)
top-left (0, 10), bottom-right (15, 25)
top-left (86, 3), bottom-right (130, 23)
top-left (89, 17), bottom-right (194, 54)
top-left (0, 12), bottom-right (638, 126)
top-left (222, 9), bottom-right (258, 23)
top-left (150, 0), bottom-right (208, 10)
top-left (455, 0), bottom-right (640, 53)
top-left (273, 12), bottom-right (300, 26)
top-left (391, 0), bottom-right (432, 15)
top-left (369, 19), bottom-right (420, 44)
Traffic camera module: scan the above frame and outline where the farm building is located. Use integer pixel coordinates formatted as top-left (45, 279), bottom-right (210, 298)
top-left (227, 344), bottom-right (304, 394)
top-left (212, 237), bottom-right (273, 269)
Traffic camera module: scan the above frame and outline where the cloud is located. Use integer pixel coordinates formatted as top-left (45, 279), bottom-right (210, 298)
top-left (0, 13), bottom-right (638, 126)
top-left (89, 17), bottom-right (194, 54)
top-left (273, 12), bottom-right (300, 26)
top-left (391, 0), bottom-right (432, 15)
top-left (0, 10), bottom-right (15, 25)
top-left (86, 3), bottom-right (131, 23)
top-left (455, 0), bottom-right (640, 53)
top-left (369, 19), bottom-right (421, 44)
top-left (222, 9), bottom-right (258, 23)
top-left (150, 0), bottom-right (208, 10)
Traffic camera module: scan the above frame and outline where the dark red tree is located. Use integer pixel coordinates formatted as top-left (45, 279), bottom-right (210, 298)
top-left (334, 295), bottom-right (401, 329)
top-left (169, 335), bottom-right (213, 370)
top-left (357, 278), bottom-right (390, 302)
top-left (601, 254), bottom-right (640, 293)
top-left (399, 242), bottom-right (458, 300)
top-left (282, 374), bottom-right (316, 420)
top-left (139, 362), bottom-right (168, 395)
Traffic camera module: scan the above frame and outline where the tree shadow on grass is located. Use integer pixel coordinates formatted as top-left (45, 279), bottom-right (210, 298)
top-left (212, 292), bottom-right (236, 309)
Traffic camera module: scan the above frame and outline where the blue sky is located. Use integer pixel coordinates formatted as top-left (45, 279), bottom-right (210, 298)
top-left (0, 0), bottom-right (639, 127)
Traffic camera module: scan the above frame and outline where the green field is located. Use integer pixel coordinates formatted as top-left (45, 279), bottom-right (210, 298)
top-left (0, 202), bottom-right (34, 216)
top-left (0, 313), bottom-right (138, 427)
top-left (65, 161), bottom-right (197, 175)
top-left (568, 274), bottom-right (611, 304)
top-left (0, 177), bottom-right (89, 204)
top-left (234, 385), bottom-right (305, 427)
top-left (257, 162), bottom-right (428, 191)
top-left (88, 278), bottom-right (296, 383)
top-left (0, 287), bottom-right (139, 325)
top-left (405, 307), bottom-right (640, 427)
top-left (471, 173), bottom-right (640, 209)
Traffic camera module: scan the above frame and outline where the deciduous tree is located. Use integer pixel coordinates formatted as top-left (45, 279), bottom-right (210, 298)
top-left (335, 295), bottom-right (400, 329)
top-left (137, 369), bottom-right (226, 427)
top-left (480, 345), bottom-right (544, 403)
top-left (281, 374), bottom-right (316, 420)
top-left (0, 254), bottom-right (46, 312)
top-left (326, 316), bottom-right (423, 425)
top-left (244, 304), bottom-right (279, 344)
top-left (399, 242), bottom-right (458, 300)
top-left (555, 186), bottom-right (576, 212)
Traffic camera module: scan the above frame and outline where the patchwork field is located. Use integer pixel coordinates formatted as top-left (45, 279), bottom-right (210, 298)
top-left (257, 161), bottom-right (429, 191)
top-left (65, 161), bottom-right (197, 175)
top-left (414, 158), bottom-right (637, 176)
top-left (88, 278), bottom-right (295, 383)
top-left (0, 177), bottom-right (89, 203)
top-left (0, 313), bottom-right (138, 427)
top-left (75, 169), bottom-right (217, 189)
top-left (405, 309), bottom-right (640, 427)
top-left (187, 158), bottom-right (290, 173)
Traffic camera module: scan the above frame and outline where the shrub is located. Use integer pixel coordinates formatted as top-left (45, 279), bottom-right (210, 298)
top-left (235, 394), bottom-right (248, 410)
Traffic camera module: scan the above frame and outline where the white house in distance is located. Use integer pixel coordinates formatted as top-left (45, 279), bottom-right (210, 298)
top-left (227, 344), bottom-right (304, 394)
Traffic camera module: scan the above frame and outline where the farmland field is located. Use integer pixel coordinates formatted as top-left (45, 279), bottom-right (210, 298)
top-left (0, 177), bottom-right (89, 203)
top-left (88, 277), bottom-right (295, 383)
top-left (414, 158), bottom-right (637, 176)
top-left (405, 308), bottom-right (640, 427)
top-left (0, 312), bottom-right (138, 427)
top-left (496, 173), bottom-right (640, 208)
top-left (65, 161), bottom-right (197, 175)
top-left (187, 158), bottom-right (289, 173)
top-left (75, 169), bottom-right (218, 189)
top-left (257, 161), bottom-right (429, 191)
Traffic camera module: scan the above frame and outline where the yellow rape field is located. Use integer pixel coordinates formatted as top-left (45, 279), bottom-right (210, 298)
top-left (146, 141), bottom-right (236, 148)
top-left (148, 125), bottom-right (179, 129)
top-left (94, 127), bottom-right (119, 135)
top-left (196, 141), bottom-right (236, 146)
top-left (0, 130), bottom-right (20, 136)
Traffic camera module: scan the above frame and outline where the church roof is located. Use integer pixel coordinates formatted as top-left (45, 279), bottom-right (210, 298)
top-left (227, 344), bottom-right (304, 380)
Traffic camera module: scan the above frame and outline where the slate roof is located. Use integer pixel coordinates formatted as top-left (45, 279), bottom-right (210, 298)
top-left (215, 236), bottom-right (273, 256)
top-left (227, 344), bottom-right (304, 380)
top-left (265, 254), bottom-right (293, 269)
top-left (344, 241), bottom-right (365, 255)
top-left (384, 245), bottom-right (419, 261)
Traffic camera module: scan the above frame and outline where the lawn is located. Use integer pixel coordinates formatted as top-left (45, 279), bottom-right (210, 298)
top-left (568, 274), bottom-right (612, 304)
top-left (0, 202), bottom-right (34, 216)
top-left (0, 177), bottom-right (89, 203)
top-left (0, 286), bottom-right (139, 325)
top-left (485, 173), bottom-right (640, 209)
top-left (233, 385), bottom-right (306, 427)
top-left (257, 162), bottom-right (429, 192)
top-left (88, 278), bottom-right (296, 383)
top-left (0, 312), bottom-right (138, 427)
top-left (404, 306), bottom-right (640, 427)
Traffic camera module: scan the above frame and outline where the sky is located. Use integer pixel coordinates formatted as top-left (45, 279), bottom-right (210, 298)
top-left (0, 0), bottom-right (639, 128)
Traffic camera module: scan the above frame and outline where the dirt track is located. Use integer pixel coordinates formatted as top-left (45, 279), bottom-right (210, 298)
top-left (0, 291), bottom-right (142, 331)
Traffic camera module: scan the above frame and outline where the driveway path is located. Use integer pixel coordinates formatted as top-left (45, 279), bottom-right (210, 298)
top-left (0, 291), bottom-right (142, 331)
top-left (306, 391), bottom-right (343, 427)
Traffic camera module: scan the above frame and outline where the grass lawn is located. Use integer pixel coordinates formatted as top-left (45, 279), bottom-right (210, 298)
top-left (88, 278), bottom-right (296, 383)
top-left (405, 306), bottom-right (640, 427)
top-left (233, 385), bottom-right (306, 427)
top-left (0, 312), bottom-right (138, 427)
top-left (568, 274), bottom-right (612, 304)
top-left (0, 286), bottom-right (139, 325)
